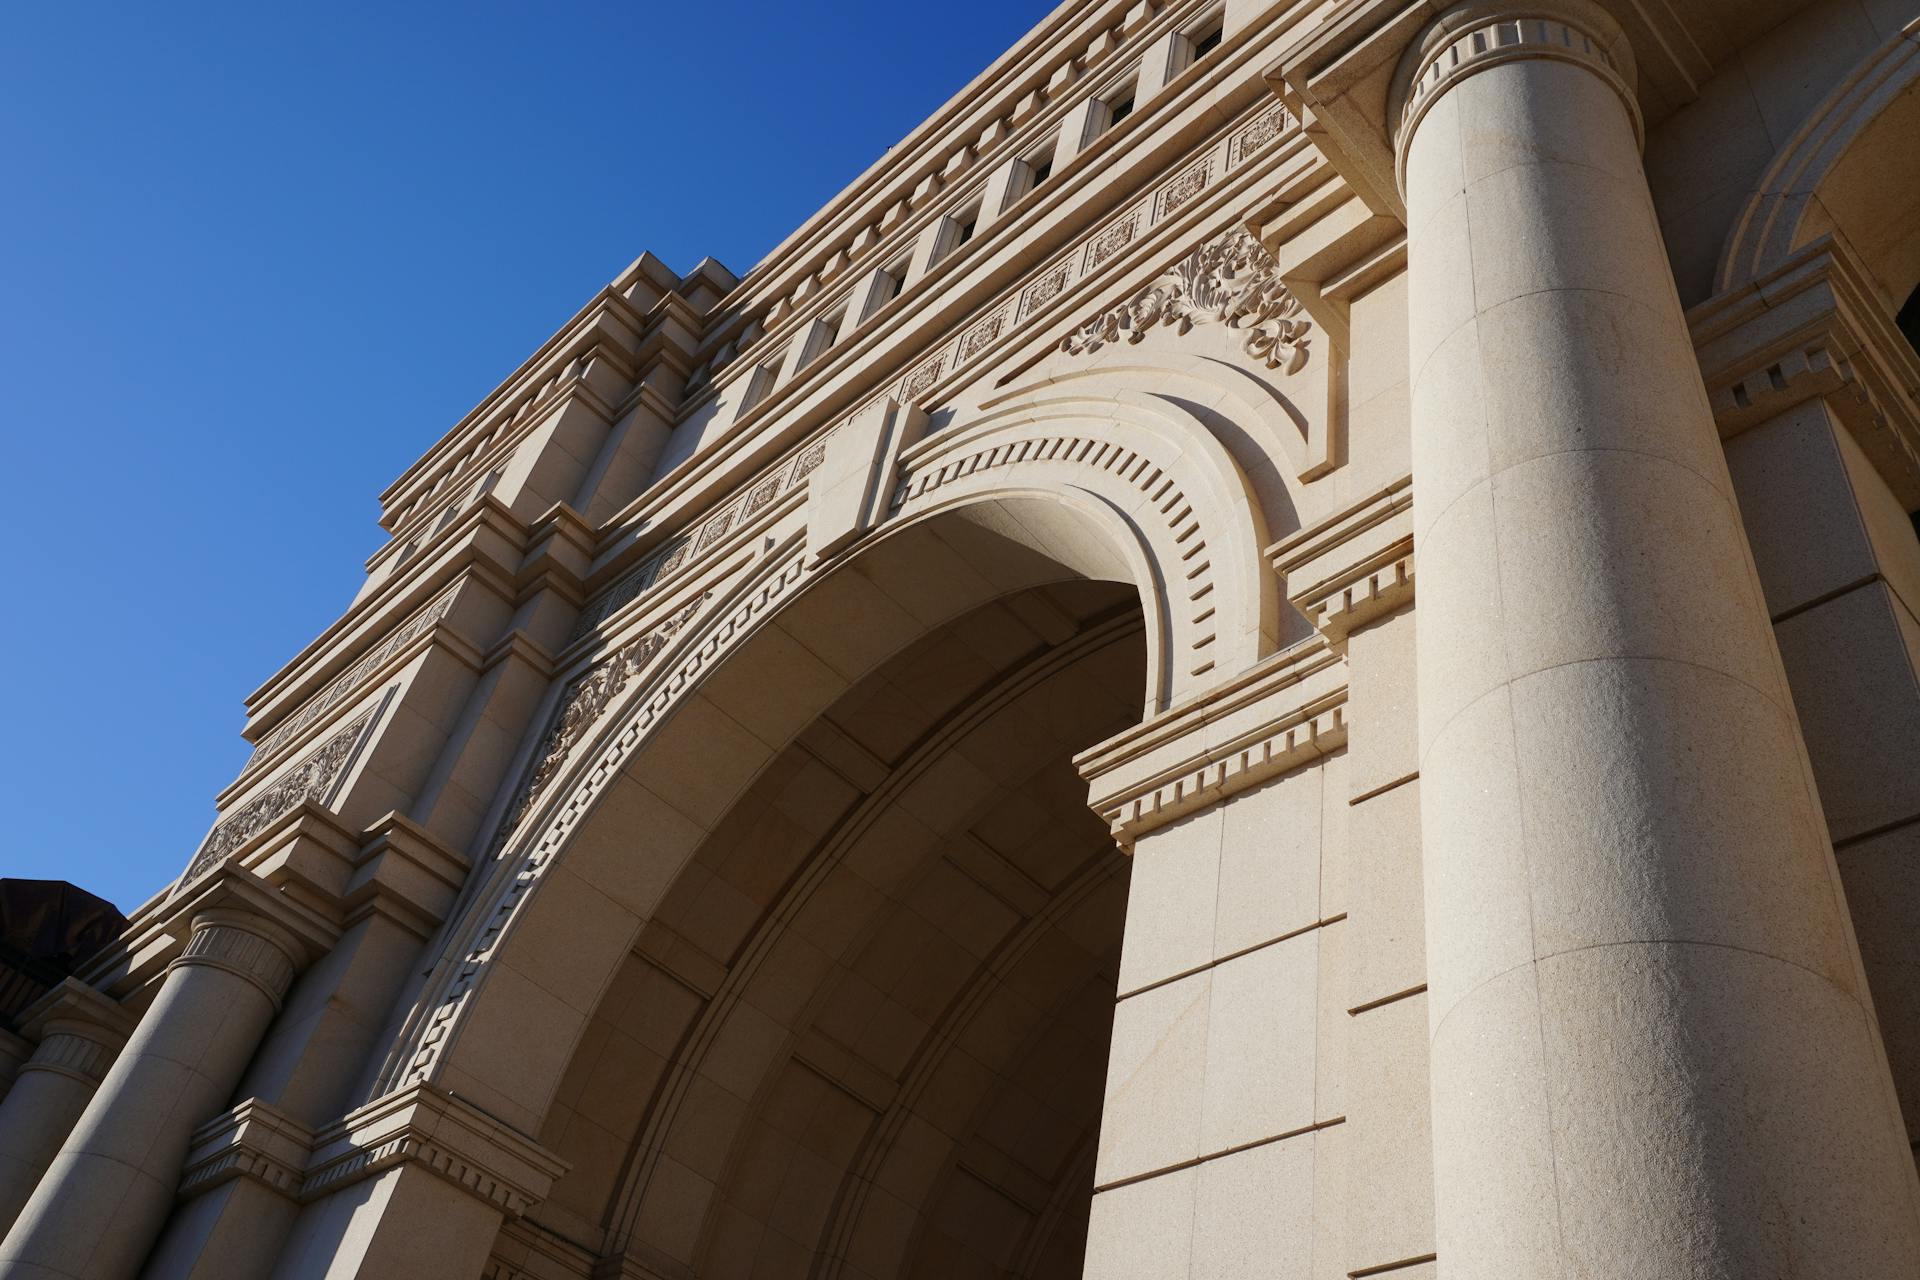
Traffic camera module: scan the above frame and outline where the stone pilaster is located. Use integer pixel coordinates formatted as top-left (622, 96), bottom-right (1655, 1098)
top-left (1389, 1), bottom-right (1920, 1275)
top-left (0, 982), bottom-right (131, 1235)
top-left (1076, 646), bottom-right (1350, 1275)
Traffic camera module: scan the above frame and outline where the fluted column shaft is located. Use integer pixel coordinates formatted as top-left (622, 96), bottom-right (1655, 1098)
top-left (1398, 2), bottom-right (1920, 1275)
top-left (0, 986), bottom-right (129, 1235)
top-left (0, 911), bottom-right (299, 1280)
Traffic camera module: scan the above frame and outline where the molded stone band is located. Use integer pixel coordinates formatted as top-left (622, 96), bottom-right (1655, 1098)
top-left (1389, 0), bottom-right (1641, 198)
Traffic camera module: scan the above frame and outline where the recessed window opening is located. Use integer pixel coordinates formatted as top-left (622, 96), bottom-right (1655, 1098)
top-left (1191, 20), bottom-right (1223, 61)
top-left (739, 355), bottom-right (781, 416)
top-left (1028, 148), bottom-right (1054, 190)
top-left (954, 209), bottom-right (979, 247)
top-left (1107, 87), bottom-right (1135, 128)
top-left (807, 309), bottom-right (845, 365)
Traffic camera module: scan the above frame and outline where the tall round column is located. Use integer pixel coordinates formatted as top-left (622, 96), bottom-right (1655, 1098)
top-left (0, 910), bottom-right (300, 1280)
top-left (0, 984), bottom-right (130, 1235)
top-left (1397, 2), bottom-right (1920, 1275)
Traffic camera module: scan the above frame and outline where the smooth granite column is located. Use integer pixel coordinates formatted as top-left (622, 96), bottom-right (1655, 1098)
top-left (1396, 2), bottom-right (1920, 1275)
top-left (0, 910), bottom-right (300, 1280)
top-left (0, 983), bottom-right (130, 1235)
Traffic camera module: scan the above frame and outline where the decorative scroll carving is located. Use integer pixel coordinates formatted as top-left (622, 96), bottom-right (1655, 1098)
top-left (181, 696), bottom-right (387, 888)
top-left (495, 596), bottom-right (706, 854)
top-left (247, 587), bottom-right (457, 771)
top-left (1060, 229), bottom-right (1312, 373)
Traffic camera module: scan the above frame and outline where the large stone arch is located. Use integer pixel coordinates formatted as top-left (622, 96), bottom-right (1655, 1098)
top-left (1715, 15), bottom-right (1920, 308)
top-left (371, 357), bottom-right (1283, 1164)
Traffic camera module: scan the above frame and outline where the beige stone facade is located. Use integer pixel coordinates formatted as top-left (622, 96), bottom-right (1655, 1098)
top-left (8, 0), bottom-right (1920, 1275)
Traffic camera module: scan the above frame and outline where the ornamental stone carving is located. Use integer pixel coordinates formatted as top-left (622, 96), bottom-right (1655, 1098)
top-left (493, 595), bottom-right (707, 853)
top-left (181, 694), bottom-right (389, 887)
top-left (1059, 228), bottom-right (1312, 373)
top-left (247, 587), bottom-right (456, 769)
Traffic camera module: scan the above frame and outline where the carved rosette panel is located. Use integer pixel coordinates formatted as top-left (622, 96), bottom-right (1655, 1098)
top-left (1060, 228), bottom-right (1312, 373)
top-left (180, 694), bottom-right (389, 888)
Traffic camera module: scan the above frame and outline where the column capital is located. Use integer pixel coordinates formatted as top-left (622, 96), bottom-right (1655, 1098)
top-left (1266, 0), bottom-right (1707, 221)
top-left (14, 979), bottom-right (132, 1088)
top-left (168, 909), bottom-right (303, 1008)
top-left (1387, 0), bottom-right (1639, 195)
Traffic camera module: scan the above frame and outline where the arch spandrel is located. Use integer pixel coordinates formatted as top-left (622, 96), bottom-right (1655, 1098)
top-left (374, 345), bottom-right (1291, 1151)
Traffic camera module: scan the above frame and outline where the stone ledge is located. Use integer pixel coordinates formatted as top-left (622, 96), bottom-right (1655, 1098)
top-left (179, 1098), bottom-right (315, 1201)
top-left (1269, 474), bottom-right (1414, 645)
top-left (302, 1083), bottom-right (568, 1219)
top-left (1690, 235), bottom-right (1920, 509)
top-left (1076, 637), bottom-right (1349, 846)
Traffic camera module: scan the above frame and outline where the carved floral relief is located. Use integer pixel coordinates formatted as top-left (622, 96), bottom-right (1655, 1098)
top-left (1060, 228), bottom-right (1312, 374)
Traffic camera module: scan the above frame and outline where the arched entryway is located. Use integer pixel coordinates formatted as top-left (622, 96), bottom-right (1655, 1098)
top-left (406, 505), bottom-right (1174, 1278)
top-left (534, 568), bottom-right (1144, 1276)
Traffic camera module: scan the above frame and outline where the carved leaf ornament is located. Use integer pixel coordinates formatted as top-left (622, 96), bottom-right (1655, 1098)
top-left (1061, 229), bottom-right (1311, 374)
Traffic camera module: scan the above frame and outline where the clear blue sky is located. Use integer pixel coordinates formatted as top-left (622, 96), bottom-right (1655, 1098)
top-left (0, 1), bottom-right (1048, 912)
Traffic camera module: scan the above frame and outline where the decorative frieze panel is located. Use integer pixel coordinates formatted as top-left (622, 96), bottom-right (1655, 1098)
top-left (494, 595), bottom-right (706, 856)
top-left (246, 585), bottom-right (457, 772)
top-left (180, 693), bottom-right (390, 889)
top-left (1059, 228), bottom-right (1312, 373)
top-left (571, 431), bottom-right (837, 641)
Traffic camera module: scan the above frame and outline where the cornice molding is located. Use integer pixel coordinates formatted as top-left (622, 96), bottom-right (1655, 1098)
top-left (249, 497), bottom-right (530, 718)
top-left (1269, 474), bottom-right (1415, 645)
top-left (183, 1085), bottom-right (568, 1221)
top-left (1076, 637), bottom-right (1348, 846)
top-left (302, 1083), bottom-right (568, 1219)
top-left (1690, 235), bottom-right (1920, 508)
top-left (179, 1098), bottom-right (315, 1201)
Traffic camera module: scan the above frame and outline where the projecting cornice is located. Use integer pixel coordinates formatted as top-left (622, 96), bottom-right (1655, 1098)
top-left (1690, 235), bottom-right (1920, 509)
top-left (1076, 637), bottom-right (1348, 847)
top-left (182, 1085), bottom-right (569, 1219)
